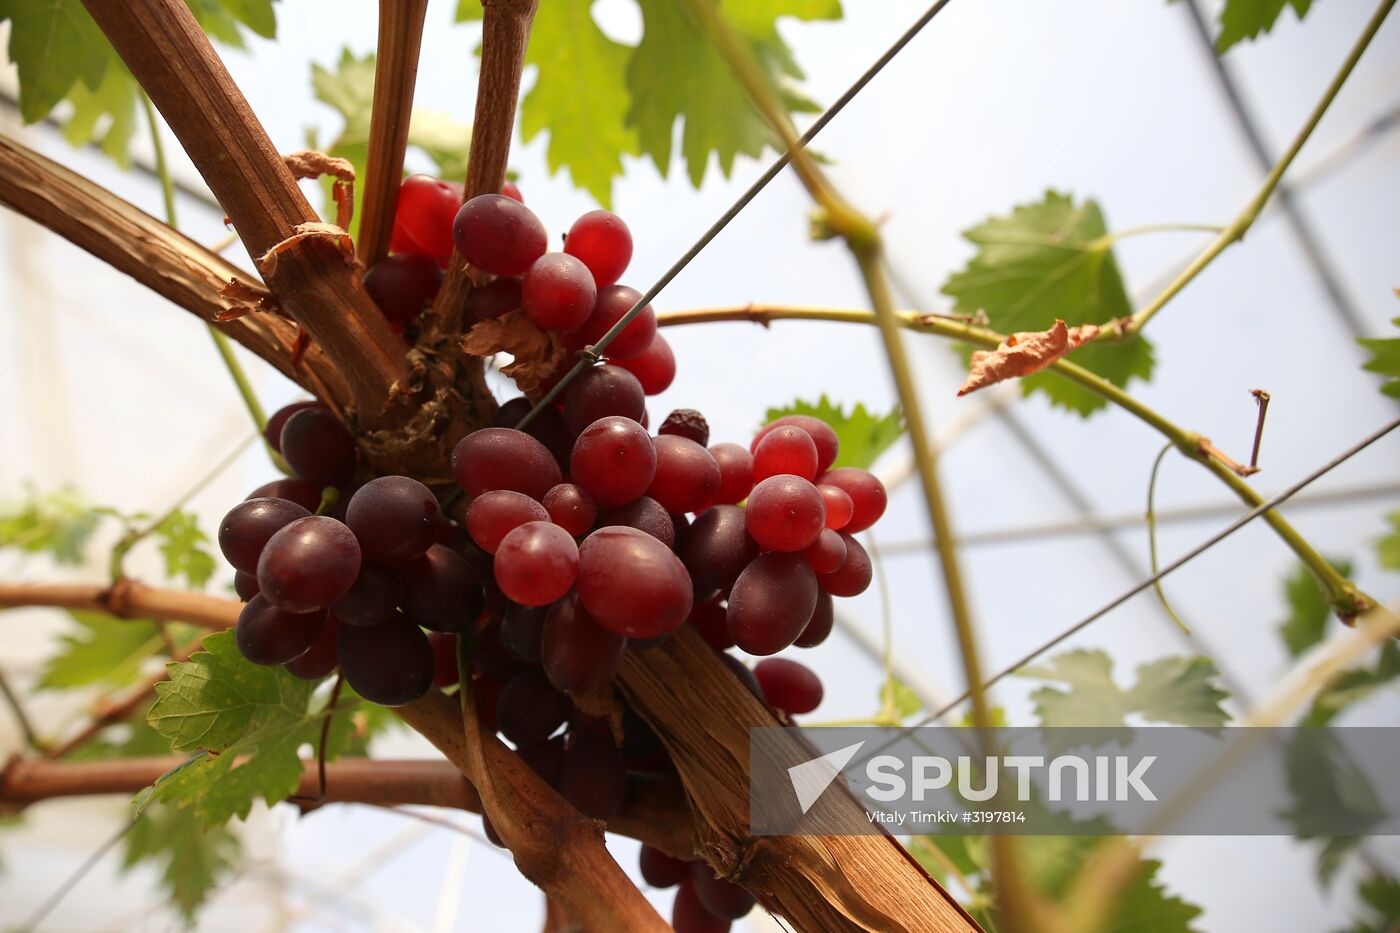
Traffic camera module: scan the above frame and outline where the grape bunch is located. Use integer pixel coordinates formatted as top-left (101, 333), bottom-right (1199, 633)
top-left (638, 844), bottom-right (757, 932)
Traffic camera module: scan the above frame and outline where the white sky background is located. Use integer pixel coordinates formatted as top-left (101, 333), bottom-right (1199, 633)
top-left (1, 0), bottom-right (1399, 929)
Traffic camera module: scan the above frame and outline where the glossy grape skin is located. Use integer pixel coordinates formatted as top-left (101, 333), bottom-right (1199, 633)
top-left (522, 253), bottom-right (596, 331)
top-left (472, 616), bottom-right (525, 682)
top-left (817, 468), bottom-right (886, 533)
top-left (284, 615), bottom-right (342, 680)
top-left (754, 658), bottom-right (823, 715)
top-left (542, 483), bottom-right (596, 537)
top-left (566, 284), bottom-right (656, 359)
top-left (727, 553), bottom-right (818, 656)
top-left (394, 174), bottom-right (462, 259)
top-left (744, 475), bottom-right (826, 553)
top-left (648, 435), bottom-right (721, 514)
top-left (398, 544), bottom-right (485, 632)
top-left (280, 408), bottom-right (358, 489)
top-left (264, 401), bottom-right (324, 454)
top-left (465, 276), bottom-right (523, 325)
top-left (819, 533), bottom-right (872, 597)
top-left (345, 475), bottom-right (441, 563)
top-left (569, 417), bottom-right (656, 507)
top-left (673, 879), bottom-right (731, 933)
top-left (235, 595), bottom-right (327, 666)
top-left (719, 652), bottom-right (764, 700)
top-left (542, 594), bottom-right (626, 696)
top-left (256, 516), bottom-right (361, 613)
top-left (453, 427), bottom-right (562, 501)
top-left (794, 591), bottom-right (834, 648)
top-left (577, 526), bottom-right (693, 638)
top-left (494, 521), bottom-right (579, 607)
top-left (501, 180), bottom-right (524, 202)
top-left (639, 845), bottom-right (691, 888)
top-left (428, 632), bottom-right (461, 689)
top-left (330, 561), bottom-right (400, 627)
top-left (706, 443), bottom-right (754, 506)
top-left (247, 477), bottom-right (322, 513)
top-left (752, 415), bottom-right (839, 474)
top-left (564, 210), bottom-right (632, 287)
top-left (680, 505), bottom-right (758, 597)
top-left (658, 409), bottom-right (709, 446)
top-left (233, 570), bottom-right (259, 601)
top-left (496, 669), bottom-right (570, 745)
top-left (752, 425), bottom-right (819, 482)
top-left (803, 527), bottom-right (847, 574)
top-left (219, 497), bottom-right (312, 574)
top-left (558, 727), bottom-right (626, 819)
top-left (691, 864), bottom-right (756, 920)
top-left (597, 497), bottom-right (675, 548)
top-left (337, 614), bottom-right (435, 706)
top-left (453, 194), bottom-right (547, 276)
top-left (817, 484), bottom-right (855, 530)
top-left (688, 596), bottom-right (734, 650)
top-left (363, 253), bottom-right (441, 323)
top-left (611, 333), bottom-right (675, 395)
top-left (501, 601), bottom-right (547, 662)
top-left (561, 364), bottom-right (646, 436)
top-left (492, 398), bottom-right (573, 472)
top-left (466, 490), bottom-right (549, 554)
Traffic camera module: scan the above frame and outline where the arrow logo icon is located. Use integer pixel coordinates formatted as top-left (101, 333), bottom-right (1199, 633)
top-left (787, 741), bottom-right (865, 814)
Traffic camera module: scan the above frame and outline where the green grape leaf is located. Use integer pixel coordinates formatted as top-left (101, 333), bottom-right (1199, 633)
top-left (1303, 641), bottom-right (1400, 728)
top-left (1341, 873), bottom-right (1400, 933)
top-left (151, 509), bottom-right (217, 590)
top-left (626, 0), bottom-right (837, 187)
top-left (1206, 0), bottom-right (1315, 54)
top-left (186, 0), bottom-right (277, 48)
top-left (520, 0), bottom-right (638, 207)
top-left (1379, 511), bottom-right (1400, 572)
top-left (1018, 649), bottom-right (1229, 728)
top-left (1279, 558), bottom-right (1354, 658)
top-left (941, 191), bottom-right (1154, 416)
top-left (0, 0), bottom-right (111, 122)
top-left (61, 61), bottom-right (140, 167)
top-left (764, 396), bottom-right (905, 470)
top-left (139, 632), bottom-right (356, 826)
top-left (0, 485), bottom-right (105, 565)
top-left (122, 804), bottom-right (240, 923)
top-left (38, 611), bottom-right (167, 691)
top-left (878, 675), bottom-right (922, 720)
top-left (1357, 316), bottom-right (1400, 400)
top-left (455, 0), bottom-right (483, 21)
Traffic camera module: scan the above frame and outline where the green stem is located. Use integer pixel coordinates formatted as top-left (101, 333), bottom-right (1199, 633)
top-left (0, 666), bottom-right (45, 752)
top-left (1146, 443), bottom-right (1191, 633)
top-left (1091, 222), bottom-right (1224, 249)
top-left (1125, 0), bottom-right (1394, 336)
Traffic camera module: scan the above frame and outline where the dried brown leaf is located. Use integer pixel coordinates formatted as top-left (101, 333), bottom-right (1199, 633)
top-left (461, 309), bottom-right (567, 398)
top-left (283, 150), bottom-right (356, 229)
top-left (257, 222), bottom-right (358, 278)
top-left (216, 278), bottom-right (280, 321)
top-left (957, 319), bottom-right (1099, 397)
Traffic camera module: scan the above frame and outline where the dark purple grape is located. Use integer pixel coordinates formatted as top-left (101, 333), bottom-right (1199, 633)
top-left (501, 601), bottom-right (548, 663)
top-left (280, 408), bottom-right (358, 489)
top-left (219, 497), bottom-right (311, 574)
top-left (558, 727), bottom-right (626, 819)
top-left (681, 505), bottom-right (758, 596)
top-left (345, 476), bottom-right (441, 563)
top-left (453, 194), bottom-right (547, 276)
top-left (794, 591), bottom-right (834, 648)
top-left (727, 553), bottom-right (817, 656)
top-left (690, 864), bottom-right (755, 920)
top-left (658, 409), bottom-right (709, 447)
top-left (363, 253), bottom-right (441, 323)
top-left (472, 616), bottom-right (525, 682)
top-left (247, 477), bottom-right (322, 513)
top-left (719, 652), bottom-right (763, 700)
top-left (562, 364), bottom-right (645, 436)
top-left (597, 497), bottom-right (674, 548)
top-left (819, 534), bottom-right (872, 597)
top-left (399, 544), bottom-right (485, 633)
top-left (256, 516), bottom-right (361, 613)
top-left (754, 658), bottom-right (823, 715)
top-left (517, 735), bottom-right (566, 785)
top-left (542, 594), bottom-right (626, 696)
top-left (673, 879), bottom-right (730, 933)
top-left (453, 427), bottom-right (562, 501)
top-left (496, 669), bottom-right (570, 745)
top-left (264, 401), bottom-right (325, 454)
top-left (235, 595), bottom-right (327, 666)
top-left (337, 614), bottom-right (435, 706)
top-left (285, 616), bottom-right (342, 680)
top-left (688, 597), bottom-right (734, 650)
top-left (330, 561), bottom-right (399, 627)
top-left (465, 276), bottom-right (523, 325)
top-left (233, 570), bottom-right (259, 601)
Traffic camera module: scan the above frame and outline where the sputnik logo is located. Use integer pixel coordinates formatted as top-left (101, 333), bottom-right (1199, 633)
top-left (787, 741), bottom-right (865, 814)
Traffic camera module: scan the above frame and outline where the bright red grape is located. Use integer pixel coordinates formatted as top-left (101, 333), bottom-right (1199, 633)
top-left (494, 521), bottom-right (579, 606)
top-left (569, 417), bottom-right (656, 507)
top-left (501, 180), bottom-right (524, 202)
top-left (752, 425), bottom-right (818, 482)
top-left (345, 475), bottom-right (441, 563)
top-left (492, 398), bottom-right (572, 471)
top-left (727, 553), bottom-right (818, 656)
top-left (542, 483), bottom-right (596, 537)
top-left (566, 284), bottom-right (656, 359)
top-left (394, 174), bottom-right (462, 259)
top-left (219, 497), bottom-right (312, 573)
top-left (399, 544), bottom-right (485, 632)
top-left (522, 252), bottom-right (597, 331)
top-left (235, 595), bottom-right (327, 666)
top-left (280, 408), bottom-right (358, 489)
top-left (577, 526), bottom-right (693, 638)
top-left (453, 427), bottom-right (562, 501)
top-left (564, 210), bottom-right (632, 287)
top-left (681, 505), bottom-right (758, 597)
top-left (597, 497), bottom-right (675, 548)
top-left (817, 483), bottom-right (854, 530)
top-left (363, 253), bottom-right (441, 323)
top-left (611, 333), bottom-right (675, 395)
top-left (817, 468), bottom-right (886, 533)
top-left (453, 194), bottom-right (547, 276)
top-left (744, 475), bottom-right (825, 552)
top-left (819, 533), bottom-right (872, 597)
top-left (542, 593), bottom-right (626, 696)
top-left (256, 516), bottom-right (361, 613)
top-left (752, 415), bottom-right (839, 474)
top-left (754, 658), bottom-right (823, 715)
top-left (803, 527), bottom-right (847, 574)
top-left (466, 489), bottom-right (549, 554)
top-left (648, 435), bottom-right (721, 514)
top-left (337, 613), bottom-right (435, 706)
top-left (639, 845), bottom-right (691, 888)
top-left (706, 443), bottom-right (754, 506)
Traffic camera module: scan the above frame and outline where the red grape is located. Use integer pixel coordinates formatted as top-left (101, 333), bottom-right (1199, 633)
top-left (688, 596), bottom-right (734, 650)
top-left (337, 613), bottom-right (435, 706)
top-left (752, 425), bottom-right (818, 482)
top-left (680, 505), bottom-right (758, 596)
top-left (803, 527), bottom-right (847, 574)
top-left (754, 658), bottom-right (823, 715)
top-left (577, 526), bottom-right (693, 638)
top-left (472, 616), bottom-right (525, 682)
top-left (501, 180), bottom-right (524, 202)
top-left (542, 483), bottom-right (596, 537)
top-left (494, 521), bottom-right (579, 606)
top-left (542, 593), bottom-right (626, 695)
top-left (496, 669), bottom-right (570, 745)
top-left (517, 735), bottom-right (566, 785)
top-left (363, 253), bottom-right (441, 323)
top-left (522, 252), bottom-right (597, 331)
top-left (657, 408), bottom-right (709, 446)
top-left (280, 408), bottom-right (358, 489)
top-left (752, 415), bottom-right (839, 474)
top-left (719, 652), bottom-right (764, 700)
top-left (247, 477), bottom-right (322, 513)
top-left (453, 194), bottom-right (547, 276)
top-left (558, 726), bottom-right (626, 819)
top-left (817, 468), bottom-right (886, 533)
top-left (727, 553), bottom-right (817, 656)
top-left (501, 602), bottom-right (547, 663)
top-left (794, 591), bottom-right (834, 648)
top-left (673, 879), bottom-right (731, 933)
top-left (817, 484), bottom-right (854, 530)
top-left (564, 210), bottom-right (632, 287)
top-left (264, 401), bottom-right (325, 454)
top-left (690, 864), bottom-right (755, 920)
top-left (219, 497), bottom-right (311, 573)
top-left (707, 443), bottom-right (754, 506)
top-left (453, 427), bottom-right (562, 501)
top-left (744, 475), bottom-right (825, 552)
top-left (235, 595), bottom-right (327, 666)
top-left (428, 632), bottom-right (460, 689)
top-left (256, 516), bottom-right (361, 613)
top-left (492, 398), bottom-right (572, 471)
top-left (330, 561), bottom-right (399, 627)
top-left (819, 533), bottom-right (872, 597)
top-left (465, 276), bottom-right (523, 325)
top-left (284, 615), bottom-right (342, 680)
top-left (562, 364), bottom-right (645, 435)
top-left (233, 570), bottom-right (259, 601)
top-left (569, 417), bottom-right (656, 507)
top-left (473, 673), bottom-right (505, 731)
top-left (466, 489), bottom-right (549, 554)
top-left (649, 435), bottom-right (721, 514)
top-left (611, 333), bottom-right (675, 395)
top-left (597, 497), bottom-right (675, 548)
top-left (639, 845), bottom-right (690, 888)
top-left (567, 284), bottom-right (656, 359)
top-left (345, 475), bottom-right (441, 563)
top-left (394, 174), bottom-right (461, 259)
top-left (399, 544), bottom-right (485, 632)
